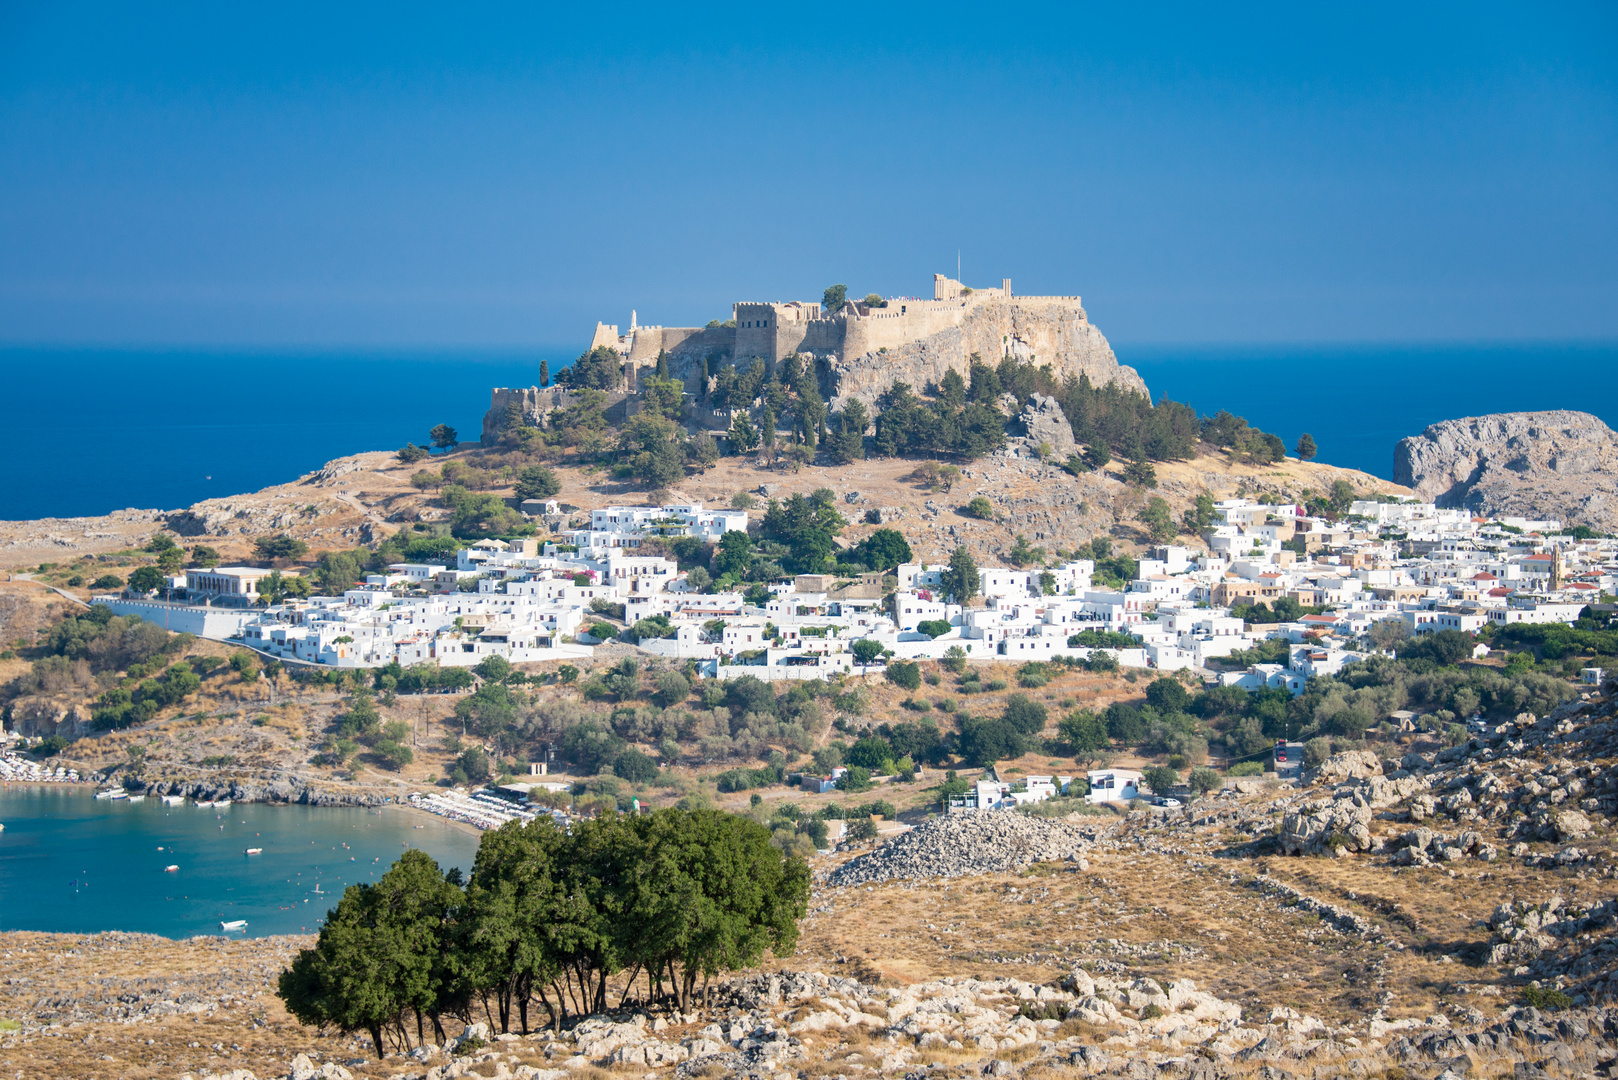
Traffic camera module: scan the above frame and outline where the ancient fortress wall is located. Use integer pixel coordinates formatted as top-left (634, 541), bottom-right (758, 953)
top-left (573, 273), bottom-right (1149, 413)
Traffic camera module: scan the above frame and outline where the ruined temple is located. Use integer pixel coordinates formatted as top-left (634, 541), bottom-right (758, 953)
top-left (591, 273), bottom-right (1148, 408)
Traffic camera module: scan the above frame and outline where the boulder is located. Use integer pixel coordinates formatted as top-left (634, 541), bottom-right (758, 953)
top-left (1016, 394), bottom-right (1078, 457)
top-left (1553, 810), bottom-right (1594, 841)
top-left (1312, 750), bottom-right (1383, 783)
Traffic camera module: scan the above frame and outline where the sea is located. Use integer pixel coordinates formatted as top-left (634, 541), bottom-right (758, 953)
top-left (1, 340), bottom-right (1615, 521)
top-left (0, 786), bottom-right (479, 938)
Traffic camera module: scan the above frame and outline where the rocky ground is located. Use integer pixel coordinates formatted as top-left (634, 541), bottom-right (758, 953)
top-left (0, 433), bottom-right (1400, 576)
top-left (7, 684), bottom-right (1618, 1080)
top-left (1393, 410), bottom-right (1618, 532)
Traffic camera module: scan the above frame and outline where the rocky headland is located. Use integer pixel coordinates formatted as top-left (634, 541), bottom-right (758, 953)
top-left (1394, 410), bottom-right (1618, 531)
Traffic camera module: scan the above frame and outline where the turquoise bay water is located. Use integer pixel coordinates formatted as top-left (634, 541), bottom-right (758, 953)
top-left (0, 786), bottom-right (480, 938)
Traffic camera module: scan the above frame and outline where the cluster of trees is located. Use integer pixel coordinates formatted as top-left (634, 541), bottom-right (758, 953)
top-left (870, 374), bottom-right (1009, 460)
top-left (555, 345), bottom-right (626, 391)
top-left (316, 689), bottom-right (415, 771)
top-left (278, 809), bottom-right (809, 1055)
top-left (715, 355), bottom-right (828, 470)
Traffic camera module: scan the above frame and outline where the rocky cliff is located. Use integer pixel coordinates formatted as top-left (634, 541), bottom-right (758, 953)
top-left (1393, 410), bottom-right (1618, 531)
top-left (815, 299), bottom-right (1147, 409)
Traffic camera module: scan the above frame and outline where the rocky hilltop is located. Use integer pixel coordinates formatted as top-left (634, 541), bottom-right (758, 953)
top-left (1394, 410), bottom-right (1618, 531)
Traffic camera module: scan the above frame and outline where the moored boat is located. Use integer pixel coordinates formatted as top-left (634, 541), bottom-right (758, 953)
top-left (219, 919), bottom-right (247, 931)
top-left (245, 847), bottom-right (262, 855)
top-left (163, 864), bottom-right (179, 872)
top-left (161, 795), bottom-right (186, 806)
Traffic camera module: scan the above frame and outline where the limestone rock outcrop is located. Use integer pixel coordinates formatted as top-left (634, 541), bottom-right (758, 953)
top-left (1393, 410), bottom-right (1618, 531)
top-left (1013, 394), bottom-right (1079, 457)
top-left (815, 298), bottom-right (1148, 410)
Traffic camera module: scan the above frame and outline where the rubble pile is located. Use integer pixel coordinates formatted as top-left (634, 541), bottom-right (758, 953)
top-left (826, 810), bottom-right (1101, 885)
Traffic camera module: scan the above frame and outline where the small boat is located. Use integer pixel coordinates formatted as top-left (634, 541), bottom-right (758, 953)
top-left (126, 794), bottom-right (146, 802)
top-left (219, 920), bottom-right (247, 931)
top-left (245, 848), bottom-right (262, 855)
top-left (163, 865), bottom-right (179, 872)
top-left (214, 799), bottom-right (232, 809)
top-left (162, 795), bottom-right (186, 806)
top-left (95, 789), bottom-right (125, 800)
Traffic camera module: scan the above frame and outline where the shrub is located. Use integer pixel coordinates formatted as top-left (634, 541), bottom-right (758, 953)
top-left (886, 661), bottom-right (922, 690)
top-left (966, 496), bottom-right (993, 519)
top-left (836, 766), bottom-right (874, 793)
top-left (1303, 736), bottom-right (1332, 769)
top-left (1519, 987), bottom-right (1573, 1011)
top-left (1229, 761), bottom-right (1264, 777)
top-left (847, 817), bottom-right (879, 842)
top-left (916, 619), bottom-right (952, 639)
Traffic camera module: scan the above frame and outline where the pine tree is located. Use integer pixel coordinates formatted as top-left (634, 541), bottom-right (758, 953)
top-left (760, 409), bottom-right (776, 451)
top-left (1296, 433), bottom-right (1317, 461)
top-left (539, 359), bottom-right (550, 388)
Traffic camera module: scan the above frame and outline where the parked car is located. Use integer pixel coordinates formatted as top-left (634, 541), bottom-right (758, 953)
top-left (1274, 745), bottom-right (1288, 763)
top-left (1151, 796), bottom-right (1182, 808)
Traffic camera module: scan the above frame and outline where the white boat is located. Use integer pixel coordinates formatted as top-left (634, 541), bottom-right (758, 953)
top-left (95, 789), bottom-right (125, 800)
top-left (244, 847), bottom-right (262, 855)
top-left (214, 799), bottom-right (232, 809)
top-left (163, 864), bottom-right (179, 872)
top-left (219, 920), bottom-right (247, 931)
top-left (162, 795), bottom-right (186, 806)
top-left (126, 794), bottom-right (146, 802)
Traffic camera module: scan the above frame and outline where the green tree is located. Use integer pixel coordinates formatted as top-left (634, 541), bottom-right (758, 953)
top-left (1142, 765), bottom-right (1178, 796)
top-left (616, 412), bottom-right (686, 490)
top-left (822, 283), bottom-right (847, 312)
top-left (1001, 693), bottom-right (1048, 736)
top-left (514, 466), bottom-right (561, 501)
top-left (1083, 442), bottom-right (1111, 469)
top-left (854, 528), bottom-right (911, 571)
top-left (539, 359), bottom-right (550, 387)
top-left (825, 400), bottom-right (867, 465)
top-left (255, 535), bottom-right (309, 562)
top-left (1188, 766), bottom-right (1222, 798)
top-left (1123, 460), bottom-right (1158, 489)
top-left (1328, 480), bottom-right (1356, 514)
top-left (277, 849), bottom-right (462, 1056)
top-left (686, 433), bottom-right (720, 472)
top-left (189, 545), bottom-right (221, 568)
top-left (1145, 676), bottom-right (1190, 713)
top-left (429, 424), bottom-right (459, 450)
top-left (886, 660), bottom-right (922, 690)
top-left (851, 639), bottom-right (885, 667)
top-left (398, 443), bottom-right (430, 464)
top-left (1137, 496), bottom-right (1175, 543)
top-left (1303, 736), bottom-right (1332, 769)
top-left (1007, 534), bottom-right (1044, 566)
top-left (966, 496), bottom-right (993, 520)
top-left (1295, 433), bottom-right (1317, 461)
top-left (1182, 492), bottom-right (1217, 534)
top-left (728, 412), bottom-right (759, 453)
top-left (760, 409), bottom-right (776, 453)
top-left (941, 546), bottom-right (979, 603)
top-left (127, 565), bottom-right (165, 594)
top-left (1057, 709), bottom-right (1109, 759)
top-left (316, 551), bottom-right (364, 596)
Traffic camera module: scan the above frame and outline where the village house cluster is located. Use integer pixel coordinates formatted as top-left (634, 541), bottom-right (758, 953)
top-left (93, 498), bottom-right (1614, 700)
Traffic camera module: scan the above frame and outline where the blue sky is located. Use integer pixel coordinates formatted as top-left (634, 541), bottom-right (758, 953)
top-left (0, 2), bottom-right (1613, 348)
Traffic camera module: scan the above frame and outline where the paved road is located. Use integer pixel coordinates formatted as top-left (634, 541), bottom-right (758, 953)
top-left (1273, 741), bottom-right (1304, 781)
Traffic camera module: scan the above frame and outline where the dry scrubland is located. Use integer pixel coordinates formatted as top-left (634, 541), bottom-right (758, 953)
top-left (0, 440), bottom-right (1402, 576)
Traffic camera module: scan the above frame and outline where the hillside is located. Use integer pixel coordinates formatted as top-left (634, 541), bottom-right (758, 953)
top-left (0, 440), bottom-right (1404, 578)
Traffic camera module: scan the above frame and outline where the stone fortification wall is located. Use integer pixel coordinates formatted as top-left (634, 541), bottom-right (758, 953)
top-left (581, 273), bottom-right (1150, 412)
